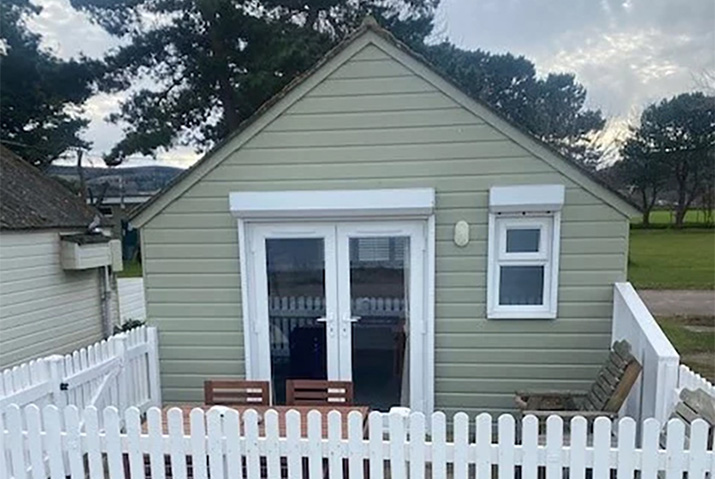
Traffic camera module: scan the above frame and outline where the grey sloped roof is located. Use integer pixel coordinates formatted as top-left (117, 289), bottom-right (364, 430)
top-left (0, 146), bottom-right (99, 230)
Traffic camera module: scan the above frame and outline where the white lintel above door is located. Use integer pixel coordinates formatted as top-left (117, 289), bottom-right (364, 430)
top-left (229, 188), bottom-right (435, 219)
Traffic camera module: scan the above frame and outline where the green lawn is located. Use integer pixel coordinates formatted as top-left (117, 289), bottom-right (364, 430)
top-left (118, 259), bottom-right (143, 278)
top-left (632, 209), bottom-right (714, 227)
top-left (657, 316), bottom-right (715, 382)
top-left (628, 229), bottom-right (715, 289)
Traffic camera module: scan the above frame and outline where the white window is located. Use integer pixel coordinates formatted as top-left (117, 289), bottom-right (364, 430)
top-left (487, 185), bottom-right (564, 319)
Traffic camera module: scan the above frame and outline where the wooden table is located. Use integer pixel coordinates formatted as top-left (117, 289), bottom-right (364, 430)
top-left (154, 404), bottom-right (371, 437)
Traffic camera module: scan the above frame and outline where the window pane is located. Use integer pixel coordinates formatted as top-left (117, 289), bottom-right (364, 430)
top-left (499, 265), bottom-right (544, 305)
top-left (506, 228), bottom-right (540, 253)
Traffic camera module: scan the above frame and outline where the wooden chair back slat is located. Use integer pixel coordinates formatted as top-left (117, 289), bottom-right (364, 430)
top-left (661, 388), bottom-right (715, 448)
top-left (583, 340), bottom-right (642, 413)
top-left (286, 380), bottom-right (354, 406)
top-left (204, 380), bottom-right (270, 406)
top-left (680, 388), bottom-right (715, 424)
top-left (603, 361), bottom-right (642, 411)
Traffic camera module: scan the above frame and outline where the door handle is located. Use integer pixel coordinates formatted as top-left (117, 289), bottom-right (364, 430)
top-left (342, 315), bottom-right (361, 323)
top-left (340, 315), bottom-right (360, 338)
top-left (316, 316), bottom-right (337, 337)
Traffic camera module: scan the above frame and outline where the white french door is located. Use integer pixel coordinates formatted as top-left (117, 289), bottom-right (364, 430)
top-left (336, 222), bottom-right (425, 409)
top-left (248, 223), bottom-right (339, 404)
top-left (246, 220), bottom-right (426, 410)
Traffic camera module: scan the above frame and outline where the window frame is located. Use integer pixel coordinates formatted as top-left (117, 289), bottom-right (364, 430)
top-left (487, 212), bottom-right (561, 319)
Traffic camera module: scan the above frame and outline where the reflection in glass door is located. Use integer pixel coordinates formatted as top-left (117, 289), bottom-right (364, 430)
top-left (266, 238), bottom-right (326, 404)
top-left (337, 223), bottom-right (424, 411)
top-left (349, 236), bottom-right (410, 409)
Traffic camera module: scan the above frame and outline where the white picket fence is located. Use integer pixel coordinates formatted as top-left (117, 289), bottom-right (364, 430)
top-left (0, 326), bottom-right (160, 424)
top-left (679, 364), bottom-right (715, 398)
top-left (612, 282), bottom-right (715, 426)
top-left (2, 405), bottom-right (713, 479)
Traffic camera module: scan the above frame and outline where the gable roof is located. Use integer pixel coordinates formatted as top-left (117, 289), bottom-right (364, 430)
top-left (131, 20), bottom-right (639, 227)
top-left (0, 146), bottom-right (99, 230)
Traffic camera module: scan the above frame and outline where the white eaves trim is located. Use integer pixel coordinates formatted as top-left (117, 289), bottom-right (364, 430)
top-left (489, 184), bottom-right (565, 213)
top-left (229, 188), bottom-right (435, 219)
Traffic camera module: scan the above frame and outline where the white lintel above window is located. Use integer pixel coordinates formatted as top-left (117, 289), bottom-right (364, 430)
top-left (487, 184), bottom-right (564, 319)
top-left (229, 188), bottom-right (435, 219)
top-left (489, 184), bottom-right (565, 214)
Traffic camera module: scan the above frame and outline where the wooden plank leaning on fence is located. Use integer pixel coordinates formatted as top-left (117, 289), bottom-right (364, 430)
top-left (514, 339), bottom-right (643, 422)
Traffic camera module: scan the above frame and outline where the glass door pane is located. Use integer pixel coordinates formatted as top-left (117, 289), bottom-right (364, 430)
top-left (347, 236), bottom-right (410, 410)
top-left (266, 238), bottom-right (327, 404)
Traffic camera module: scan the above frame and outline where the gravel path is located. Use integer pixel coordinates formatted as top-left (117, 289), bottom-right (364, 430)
top-left (638, 289), bottom-right (715, 317)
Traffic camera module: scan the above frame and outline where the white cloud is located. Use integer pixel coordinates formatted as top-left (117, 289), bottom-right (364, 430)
top-left (436, 0), bottom-right (714, 166)
top-left (438, 0), bottom-right (714, 118)
top-left (81, 93), bottom-right (126, 154)
top-left (27, 0), bottom-right (121, 59)
top-left (534, 27), bottom-right (707, 117)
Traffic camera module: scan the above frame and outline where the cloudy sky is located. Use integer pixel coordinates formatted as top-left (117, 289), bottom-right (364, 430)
top-left (27, 0), bottom-right (715, 168)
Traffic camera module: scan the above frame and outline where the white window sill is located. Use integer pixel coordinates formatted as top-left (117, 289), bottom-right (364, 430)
top-left (487, 309), bottom-right (557, 320)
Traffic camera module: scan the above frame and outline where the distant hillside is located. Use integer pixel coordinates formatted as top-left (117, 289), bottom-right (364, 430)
top-left (48, 165), bottom-right (183, 198)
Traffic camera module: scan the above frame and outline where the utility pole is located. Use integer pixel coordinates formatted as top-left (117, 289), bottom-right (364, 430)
top-left (76, 149), bottom-right (87, 202)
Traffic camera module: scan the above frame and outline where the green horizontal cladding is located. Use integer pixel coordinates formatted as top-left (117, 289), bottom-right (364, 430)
top-left (141, 218), bottom-right (626, 243)
top-left (143, 43), bottom-right (629, 411)
top-left (142, 237), bottom-right (625, 261)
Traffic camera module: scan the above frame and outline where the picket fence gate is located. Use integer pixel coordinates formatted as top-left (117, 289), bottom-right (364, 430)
top-left (2, 405), bottom-right (713, 479)
top-left (0, 326), bottom-right (161, 425)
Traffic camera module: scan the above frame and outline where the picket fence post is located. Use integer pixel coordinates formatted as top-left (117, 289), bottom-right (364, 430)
top-left (115, 334), bottom-right (129, 414)
top-left (46, 355), bottom-right (66, 410)
top-left (147, 327), bottom-right (162, 407)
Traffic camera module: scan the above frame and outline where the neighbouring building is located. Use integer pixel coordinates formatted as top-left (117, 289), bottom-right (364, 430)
top-left (0, 146), bottom-right (122, 369)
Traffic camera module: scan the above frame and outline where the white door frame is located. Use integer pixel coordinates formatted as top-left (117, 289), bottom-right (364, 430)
top-left (231, 188), bottom-right (435, 415)
top-left (245, 223), bottom-right (339, 381)
top-left (336, 221), bottom-right (426, 411)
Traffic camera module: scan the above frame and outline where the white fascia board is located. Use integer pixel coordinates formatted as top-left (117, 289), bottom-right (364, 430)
top-left (489, 184), bottom-right (565, 213)
top-left (229, 188), bottom-right (435, 219)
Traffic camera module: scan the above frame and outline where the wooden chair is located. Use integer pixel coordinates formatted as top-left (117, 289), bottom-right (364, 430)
top-left (285, 380), bottom-right (354, 406)
top-left (661, 388), bottom-right (715, 448)
top-left (204, 380), bottom-right (270, 406)
top-left (514, 340), bottom-right (642, 421)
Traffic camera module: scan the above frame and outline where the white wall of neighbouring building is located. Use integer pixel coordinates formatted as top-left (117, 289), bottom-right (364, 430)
top-left (0, 229), bottom-right (108, 369)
